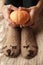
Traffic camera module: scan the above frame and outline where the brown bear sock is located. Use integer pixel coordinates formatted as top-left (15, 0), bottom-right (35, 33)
top-left (21, 27), bottom-right (38, 59)
top-left (3, 26), bottom-right (21, 57)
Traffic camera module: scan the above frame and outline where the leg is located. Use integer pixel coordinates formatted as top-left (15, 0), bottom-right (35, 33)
top-left (3, 26), bottom-right (21, 57)
top-left (21, 27), bottom-right (38, 59)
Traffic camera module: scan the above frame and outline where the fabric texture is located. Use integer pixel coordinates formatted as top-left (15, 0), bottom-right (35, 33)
top-left (5, 0), bottom-right (39, 7)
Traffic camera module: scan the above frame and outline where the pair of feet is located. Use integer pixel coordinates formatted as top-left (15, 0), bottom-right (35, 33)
top-left (2, 27), bottom-right (38, 59)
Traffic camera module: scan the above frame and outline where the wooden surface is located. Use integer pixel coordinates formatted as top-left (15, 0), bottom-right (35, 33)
top-left (0, 1), bottom-right (43, 65)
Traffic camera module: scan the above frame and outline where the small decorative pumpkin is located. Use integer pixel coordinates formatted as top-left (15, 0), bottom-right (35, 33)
top-left (10, 9), bottom-right (30, 26)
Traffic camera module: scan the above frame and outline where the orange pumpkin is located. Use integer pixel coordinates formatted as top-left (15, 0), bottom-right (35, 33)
top-left (10, 9), bottom-right (30, 25)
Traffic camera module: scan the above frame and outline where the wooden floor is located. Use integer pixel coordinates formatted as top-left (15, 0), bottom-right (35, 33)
top-left (0, 1), bottom-right (43, 65)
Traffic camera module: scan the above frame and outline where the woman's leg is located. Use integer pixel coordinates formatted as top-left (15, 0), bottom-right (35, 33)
top-left (21, 27), bottom-right (38, 59)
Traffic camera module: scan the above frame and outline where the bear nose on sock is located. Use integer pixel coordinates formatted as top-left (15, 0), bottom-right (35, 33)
top-left (7, 49), bottom-right (11, 55)
top-left (28, 50), bottom-right (34, 57)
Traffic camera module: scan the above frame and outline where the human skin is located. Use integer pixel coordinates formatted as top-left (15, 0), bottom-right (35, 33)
top-left (1, 0), bottom-right (43, 27)
top-left (20, 0), bottom-right (43, 27)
